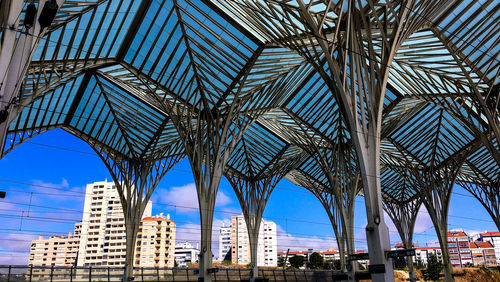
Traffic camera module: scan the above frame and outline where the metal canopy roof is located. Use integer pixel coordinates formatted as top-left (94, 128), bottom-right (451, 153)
top-left (3, 0), bottom-right (499, 204)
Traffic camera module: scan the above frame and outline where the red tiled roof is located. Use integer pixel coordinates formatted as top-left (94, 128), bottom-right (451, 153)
top-left (318, 251), bottom-right (339, 254)
top-left (481, 231), bottom-right (500, 237)
top-left (277, 251), bottom-right (308, 255)
top-left (448, 231), bottom-right (467, 237)
top-left (142, 216), bottom-right (171, 222)
top-left (470, 242), bottom-right (494, 249)
top-left (278, 250), bottom-right (363, 255)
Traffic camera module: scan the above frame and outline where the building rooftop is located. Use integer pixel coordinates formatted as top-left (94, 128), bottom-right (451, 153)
top-left (480, 231), bottom-right (500, 237)
top-left (470, 242), bottom-right (494, 249)
top-left (416, 247), bottom-right (441, 250)
top-left (448, 231), bottom-right (468, 237)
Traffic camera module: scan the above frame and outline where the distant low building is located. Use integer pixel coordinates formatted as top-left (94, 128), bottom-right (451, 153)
top-left (415, 247), bottom-right (443, 266)
top-left (277, 249), bottom-right (368, 268)
top-left (174, 242), bottom-right (200, 267)
top-left (317, 249), bottom-right (340, 261)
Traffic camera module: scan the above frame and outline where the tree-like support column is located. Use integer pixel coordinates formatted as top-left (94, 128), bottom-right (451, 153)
top-left (291, 1), bottom-right (425, 280)
top-left (383, 198), bottom-right (422, 282)
top-left (288, 168), bottom-right (360, 282)
top-left (284, 120), bottom-right (361, 281)
top-left (170, 105), bottom-right (257, 282)
top-left (226, 178), bottom-right (277, 281)
top-left (225, 146), bottom-right (302, 281)
top-left (96, 151), bottom-right (181, 282)
top-left (415, 155), bottom-right (468, 282)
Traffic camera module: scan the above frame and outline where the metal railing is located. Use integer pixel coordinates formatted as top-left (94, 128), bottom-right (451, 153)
top-left (0, 265), bottom-right (367, 281)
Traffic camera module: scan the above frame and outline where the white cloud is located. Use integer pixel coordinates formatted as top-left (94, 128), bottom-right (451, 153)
top-left (414, 207), bottom-right (435, 234)
top-left (215, 191), bottom-right (232, 206)
top-left (0, 233), bottom-right (38, 252)
top-left (0, 252), bottom-right (30, 265)
top-left (156, 183), bottom-right (232, 213)
top-left (32, 178), bottom-right (69, 189)
top-left (276, 225), bottom-right (337, 252)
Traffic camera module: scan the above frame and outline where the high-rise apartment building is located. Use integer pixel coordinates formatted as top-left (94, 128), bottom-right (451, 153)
top-left (219, 224), bottom-right (232, 261)
top-left (230, 215), bottom-right (277, 267)
top-left (77, 180), bottom-right (152, 267)
top-left (29, 222), bottom-right (81, 267)
top-left (136, 215), bottom-right (176, 268)
top-left (448, 231), bottom-right (472, 268)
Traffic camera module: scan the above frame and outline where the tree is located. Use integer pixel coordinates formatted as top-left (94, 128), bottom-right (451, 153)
top-left (289, 255), bottom-right (305, 269)
top-left (323, 260), bottom-right (334, 269)
top-left (393, 257), bottom-right (407, 270)
top-left (422, 253), bottom-right (442, 281)
top-left (277, 256), bottom-right (285, 267)
top-left (415, 259), bottom-right (425, 270)
top-left (308, 252), bottom-right (324, 269)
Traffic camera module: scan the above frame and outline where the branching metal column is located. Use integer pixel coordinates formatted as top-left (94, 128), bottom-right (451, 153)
top-left (96, 151), bottom-right (181, 282)
top-left (307, 186), bottom-right (357, 280)
top-left (383, 198), bottom-right (422, 282)
top-left (226, 150), bottom-right (302, 281)
top-left (283, 112), bottom-right (361, 281)
top-left (292, 1), bottom-right (424, 279)
top-left (415, 157), bottom-right (467, 282)
top-left (169, 104), bottom-right (256, 281)
top-left (226, 177), bottom-right (278, 281)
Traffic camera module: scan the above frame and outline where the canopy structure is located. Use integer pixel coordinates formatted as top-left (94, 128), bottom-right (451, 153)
top-left (0, 0), bottom-right (498, 281)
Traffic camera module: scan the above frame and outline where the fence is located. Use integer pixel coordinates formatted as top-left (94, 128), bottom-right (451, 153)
top-left (0, 265), bottom-right (369, 281)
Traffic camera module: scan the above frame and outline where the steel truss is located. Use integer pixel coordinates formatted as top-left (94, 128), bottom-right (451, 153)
top-left (0, 1), bottom-right (498, 282)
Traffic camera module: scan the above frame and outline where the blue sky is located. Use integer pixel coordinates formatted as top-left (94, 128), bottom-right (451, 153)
top-left (0, 129), bottom-right (497, 265)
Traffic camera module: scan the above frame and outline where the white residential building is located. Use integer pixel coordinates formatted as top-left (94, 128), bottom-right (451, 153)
top-left (77, 180), bottom-right (152, 267)
top-left (136, 214), bottom-right (176, 268)
top-left (230, 215), bottom-right (277, 267)
top-left (174, 242), bottom-right (200, 267)
top-left (219, 225), bottom-right (232, 261)
top-left (480, 232), bottom-right (500, 266)
top-left (448, 231), bottom-right (472, 268)
top-left (470, 241), bottom-right (497, 267)
top-left (415, 247), bottom-right (443, 265)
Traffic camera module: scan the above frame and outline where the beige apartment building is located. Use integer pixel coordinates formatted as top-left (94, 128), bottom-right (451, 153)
top-left (29, 222), bottom-right (81, 266)
top-left (136, 215), bottom-right (176, 268)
